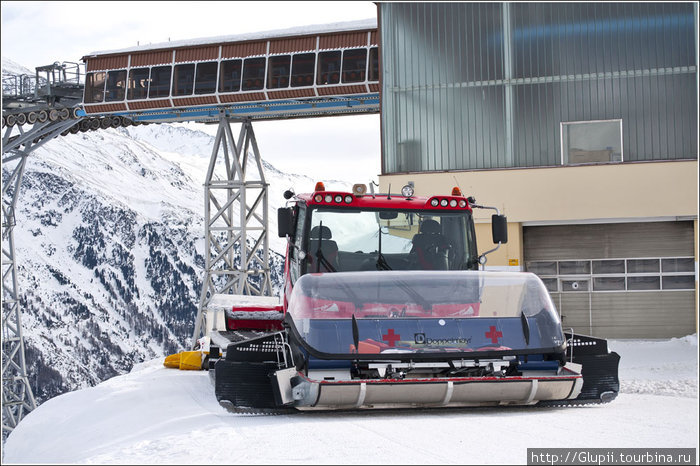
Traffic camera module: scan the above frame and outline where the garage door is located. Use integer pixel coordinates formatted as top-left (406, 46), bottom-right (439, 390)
top-left (523, 221), bottom-right (696, 339)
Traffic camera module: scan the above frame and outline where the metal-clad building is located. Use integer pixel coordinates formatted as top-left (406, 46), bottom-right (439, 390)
top-left (377, 2), bottom-right (698, 339)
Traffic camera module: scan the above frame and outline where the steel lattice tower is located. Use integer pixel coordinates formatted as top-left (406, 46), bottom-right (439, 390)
top-left (191, 116), bottom-right (272, 347)
top-left (2, 117), bottom-right (77, 435)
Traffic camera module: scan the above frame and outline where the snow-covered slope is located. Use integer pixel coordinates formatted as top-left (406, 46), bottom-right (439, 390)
top-left (6, 121), bottom-right (338, 405)
top-left (4, 336), bottom-right (697, 464)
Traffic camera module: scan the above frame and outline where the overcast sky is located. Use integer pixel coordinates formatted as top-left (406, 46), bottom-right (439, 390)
top-left (1, 1), bottom-right (382, 184)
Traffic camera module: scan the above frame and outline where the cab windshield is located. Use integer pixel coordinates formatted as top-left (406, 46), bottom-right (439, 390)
top-left (304, 207), bottom-right (477, 274)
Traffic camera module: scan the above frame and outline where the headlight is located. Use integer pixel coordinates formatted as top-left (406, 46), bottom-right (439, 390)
top-left (344, 195), bottom-right (353, 203)
top-left (334, 195), bottom-right (342, 203)
top-left (440, 199), bottom-right (448, 207)
top-left (401, 184), bottom-right (414, 197)
top-left (324, 194), bottom-right (332, 203)
top-left (449, 199), bottom-right (457, 207)
top-left (430, 199), bottom-right (439, 207)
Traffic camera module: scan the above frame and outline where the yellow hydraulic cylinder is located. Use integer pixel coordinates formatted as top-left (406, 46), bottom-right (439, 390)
top-left (163, 350), bottom-right (205, 370)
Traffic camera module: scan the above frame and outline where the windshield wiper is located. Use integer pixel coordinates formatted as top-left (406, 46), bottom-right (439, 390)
top-left (521, 310), bottom-right (530, 345)
top-left (375, 226), bottom-right (392, 271)
top-left (388, 276), bottom-right (432, 312)
top-left (313, 221), bottom-right (337, 273)
top-left (331, 275), bottom-right (363, 311)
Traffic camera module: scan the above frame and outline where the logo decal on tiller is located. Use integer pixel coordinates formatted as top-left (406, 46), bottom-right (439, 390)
top-left (414, 333), bottom-right (471, 345)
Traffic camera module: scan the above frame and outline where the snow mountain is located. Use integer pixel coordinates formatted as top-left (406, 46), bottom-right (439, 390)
top-left (5, 121), bottom-right (328, 405)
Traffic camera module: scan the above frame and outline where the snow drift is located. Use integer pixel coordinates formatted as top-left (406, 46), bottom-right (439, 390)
top-left (3, 335), bottom-right (697, 465)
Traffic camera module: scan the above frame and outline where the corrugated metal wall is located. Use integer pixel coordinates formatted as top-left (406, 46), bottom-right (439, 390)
top-left (380, 2), bottom-right (698, 174)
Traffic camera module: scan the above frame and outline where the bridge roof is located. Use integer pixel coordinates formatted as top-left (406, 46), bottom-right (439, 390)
top-left (82, 18), bottom-right (377, 60)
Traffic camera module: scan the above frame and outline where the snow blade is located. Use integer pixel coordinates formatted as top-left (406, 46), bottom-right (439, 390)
top-left (214, 332), bottom-right (293, 411)
top-left (540, 332), bottom-right (620, 406)
top-left (215, 359), bottom-right (280, 410)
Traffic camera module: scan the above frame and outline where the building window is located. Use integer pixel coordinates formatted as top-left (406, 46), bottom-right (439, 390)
top-left (592, 276), bottom-right (626, 291)
top-left (561, 120), bottom-right (623, 165)
top-left (268, 55), bottom-right (291, 89)
top-left (127, 68), bottom-right (150, 100)
top-left (195, 61), bottom-right (218, 95)
top-left (592, 259), bottom-right (625, 275)
top-left (173, 64), bottom-right (195, 96)
top-left (526, 256), bottom-right (695, 292)
top-left (105, 70), bottom-right (126, 102)
top-left (662, 275), bottom-right (695, 290)
top-left (317, 51), bottom-right (341, 85)
top-left (627, 276), bottom-right (660, 291)
top-left (291, 53), bottom-right (315, 87)
top-left (242, 57), bottom-right (266, 91)
top-left (84, 72), bottom-right (106, 104)
top-left (661, 258), bottom-right (694, 273)
top-left (368, 47), bottom-right (379, 82)
top-left (219, 59), bottom-right (242, 93)
top-left (627, 259), bottom-right (659, 274)
top-left (342, 48), bottom-right (367, 83)
top-left (149, 66), bottom-right (171, 98)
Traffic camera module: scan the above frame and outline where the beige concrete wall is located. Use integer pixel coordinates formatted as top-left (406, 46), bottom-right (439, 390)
top-left (379, 160), bottom-right (698, 224)
top-left (474, 222), bottom-right (523, 269)
top-left (379, 160), bottom-right (698, 270)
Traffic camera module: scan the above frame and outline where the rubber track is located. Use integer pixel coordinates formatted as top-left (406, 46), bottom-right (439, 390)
top-left (218, 399), bottom-right (297, 416)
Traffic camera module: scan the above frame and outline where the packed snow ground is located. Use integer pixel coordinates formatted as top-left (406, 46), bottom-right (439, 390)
top-left (4, 335), bottom-right (698, 465)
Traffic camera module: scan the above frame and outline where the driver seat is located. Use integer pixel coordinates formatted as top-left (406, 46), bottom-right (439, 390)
top-left (410, 219), bottom-right (451, 270)
top-left (308, 225), bottom-right (339, 272)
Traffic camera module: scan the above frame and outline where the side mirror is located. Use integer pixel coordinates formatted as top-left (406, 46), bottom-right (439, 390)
top-left (278, 207), bottom-right (295, 238)
top-left (492, 214), bottom-right (508, 244)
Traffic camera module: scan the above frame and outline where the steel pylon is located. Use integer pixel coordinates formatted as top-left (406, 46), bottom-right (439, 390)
top-left (1, 118), bottom-right (77, 436)
top-left (191, 116), bottom-right (272, 347)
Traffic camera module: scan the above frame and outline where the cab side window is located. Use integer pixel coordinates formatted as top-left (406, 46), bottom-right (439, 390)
top-left (291, 206), bottom-right (306, 283)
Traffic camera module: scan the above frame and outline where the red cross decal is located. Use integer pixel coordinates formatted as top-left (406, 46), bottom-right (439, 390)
top-left (382, 328), bottom-right (401, 347)
top-left (485, 326), bottom-right (503, 344)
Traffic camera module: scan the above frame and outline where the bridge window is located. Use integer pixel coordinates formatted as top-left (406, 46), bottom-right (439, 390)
top-left (173, 64), bottom-right (195, 96)
top-left (291, 53), bottom-right (315, 87)
top-left (219, 59), bottom-right (242, 93)
top-left (368, 47), bottom-right (379, 82)
top-left (195, 61), bottom-right (218, 95)
top-left (242, 57), bottom-right (266, 91)
top-left (149, 66), bottom-right (172, 98)
top-left (128, 68), bottom-right (150, 100)
top-left (342, 49), bottom-right (367, 83)
top-left (267, 55), bottom-right (290, 89)
top-left (105, 70), bottom-right (127, 102)
top-left (317, 51), bottom-right (341, 85)
top-left (85, 72), bottom-right (105, 103)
